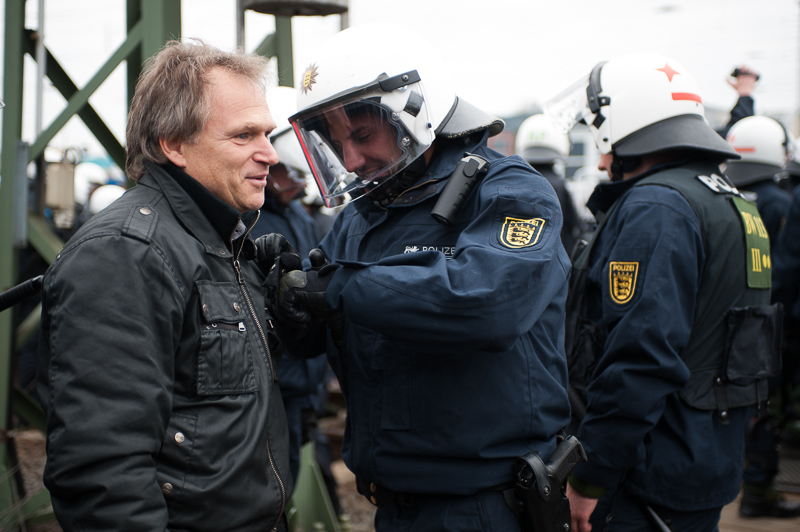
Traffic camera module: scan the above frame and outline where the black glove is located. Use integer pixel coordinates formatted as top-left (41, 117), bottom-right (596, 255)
top-left (275, 254), bottom-right (340, 326)
top-left (253, 233), bottom-right (301, 275)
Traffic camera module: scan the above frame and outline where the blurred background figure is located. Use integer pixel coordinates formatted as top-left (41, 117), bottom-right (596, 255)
top-left (515, 113), bottom-right (581, 253)
top-left (718, 64), bottom-right (760, 139)
top-left (250, 85), bottom-right (341, 514)
top-left (725, 115), bottom-right (793, 242)
top-left (724, 114), bottom-right (800, 518)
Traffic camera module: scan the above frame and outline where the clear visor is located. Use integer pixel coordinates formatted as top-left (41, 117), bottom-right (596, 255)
top-left (543, 74), bottom-right (592, 134)
top-left (291, 98), bottom-right (426, 207)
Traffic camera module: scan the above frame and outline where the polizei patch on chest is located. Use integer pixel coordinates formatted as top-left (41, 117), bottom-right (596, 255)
top-left (402, 245), bottom-right (456, 258)
top-left (609, 261), bottom-right (639, 304)
top-left (499, 217), bottom-right (545, 249)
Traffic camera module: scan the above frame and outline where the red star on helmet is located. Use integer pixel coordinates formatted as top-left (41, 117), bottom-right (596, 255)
top-left (657, 63), bottom-right (680, 82)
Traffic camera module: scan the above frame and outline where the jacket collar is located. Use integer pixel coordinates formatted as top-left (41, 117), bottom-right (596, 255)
top-left (586, 158), bottom-right (722, 217)
top-left (142, 162), bottom-right (259, 257)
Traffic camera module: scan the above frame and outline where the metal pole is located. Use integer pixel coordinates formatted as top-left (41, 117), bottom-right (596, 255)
top-left (1, 0), bottom-right (28, 522)
top-left (35, 0), bottom-right (46, 136)
top-left (236, 0), bottom-right (246, 49)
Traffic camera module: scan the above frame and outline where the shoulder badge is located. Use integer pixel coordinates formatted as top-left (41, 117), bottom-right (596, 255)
top-left (500, 217), bottom-right (545, 249)
top-left (731, 196), bottom-right (771, 289)
top-left (609, 261), bottom-right (639, 304)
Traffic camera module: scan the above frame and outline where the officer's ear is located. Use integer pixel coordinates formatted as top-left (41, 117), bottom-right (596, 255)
top-left (160, 137), bottom-right (188, 168)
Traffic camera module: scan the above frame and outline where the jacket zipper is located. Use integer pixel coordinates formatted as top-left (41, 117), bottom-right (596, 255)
top-left (232, 220), bottom-right (286, 529)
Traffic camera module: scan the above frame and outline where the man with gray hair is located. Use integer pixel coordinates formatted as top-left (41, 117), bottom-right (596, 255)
top-left (37, 40), bottom-right (291, 531)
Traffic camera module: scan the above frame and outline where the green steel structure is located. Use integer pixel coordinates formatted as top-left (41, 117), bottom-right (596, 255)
top-left (0, 1), bottom-right (319, 528)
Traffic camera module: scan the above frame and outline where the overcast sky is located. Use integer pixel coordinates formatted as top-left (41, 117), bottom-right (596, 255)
top-left (1, 0), bottom-right (798, 158)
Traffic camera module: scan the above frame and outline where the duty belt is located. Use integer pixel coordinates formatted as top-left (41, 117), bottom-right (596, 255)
top-left (355, 477), bottom-right (415, 507)
top-left (355, 477), bottom-right (514, 508)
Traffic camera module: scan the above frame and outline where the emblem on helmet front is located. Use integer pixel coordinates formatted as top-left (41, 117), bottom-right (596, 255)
top-left (301, 63), bottom-right (319, 95)
top-left (609, 261), bottom-right (639, 304)
top-left (500, 217), bottom-right (545, 249)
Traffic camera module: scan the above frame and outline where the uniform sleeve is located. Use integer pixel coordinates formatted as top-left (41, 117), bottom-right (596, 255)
top-left (323, 158), bottom-right (571, 353)
top-left (573, 186), bottom-right (703, 489)
top-left (37, 233), bottom-right (183, 531)
top-left (773, 186), bottom-right (800, 321)
top-left (719, 96), bottom-right (754, 139)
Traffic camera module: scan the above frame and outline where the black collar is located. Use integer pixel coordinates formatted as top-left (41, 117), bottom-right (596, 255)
top-left (162, 162), bottom-right (258, 243)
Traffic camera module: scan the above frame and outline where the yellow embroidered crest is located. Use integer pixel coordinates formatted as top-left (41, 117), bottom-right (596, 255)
top-left (301, 63), bottom-right (319, 95)
top-left (609, 261), bottom-right (639, 304)
top-left (500, 217), bottom-right (545, 249)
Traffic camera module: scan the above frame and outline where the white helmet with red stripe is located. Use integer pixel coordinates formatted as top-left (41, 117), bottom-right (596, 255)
top-left (726, 116), bottom-right (789, 168)
top-left (545, 53), bottom-right (738, 161)
top-left (725, 115), bottom-right (791, 185)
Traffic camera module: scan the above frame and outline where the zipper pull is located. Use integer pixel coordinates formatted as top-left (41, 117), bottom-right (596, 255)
top-left (238, 322), bottom-right (246, 332)
top-left (233, 259), bottom-right (244, 284)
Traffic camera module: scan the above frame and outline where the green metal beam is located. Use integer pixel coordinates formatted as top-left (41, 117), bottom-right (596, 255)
top-left (28, 21), bottom-right (143, 161)
top-left (0, 0), bottom-right (29, 518)
top-left (22, 31), bottom-right (126, 170)
top-left (26, 216), bottom-right (64, 266)
top-left (254, 16), bottom-right (294, 87)
top-left (140, 0), bottom-right (182, 62)
top-left (275, 16), bottom-right (294, 87)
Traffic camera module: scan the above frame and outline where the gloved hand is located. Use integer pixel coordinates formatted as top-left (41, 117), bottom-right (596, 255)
top-left (253, 233), bottom-right (301, 275)
top-left (274, 249), bottom-right (340, 326)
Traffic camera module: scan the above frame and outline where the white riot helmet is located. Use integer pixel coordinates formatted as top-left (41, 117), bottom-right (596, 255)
top-left (545, 53), bottom-right (738, 172)
top-left (268, 86), bottom-right (312, 176)
top-left (290, 23), bottom-right (503, 207)
top-left (515, 113), bottom-right (570, 164)
top-left (780, 133), bottom-right (800, 180)
top-left (87, 184), bottom-right (126, 215)
top-left (725, 116), bottom-right (791, 186)
top-left (73, 161), bottom-right (109, 205)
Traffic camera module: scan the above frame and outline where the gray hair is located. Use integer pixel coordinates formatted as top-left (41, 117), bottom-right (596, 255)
top-left (125, 40), bottom-right (271, 181)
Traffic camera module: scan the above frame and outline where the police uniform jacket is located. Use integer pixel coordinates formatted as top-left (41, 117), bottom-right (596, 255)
top-left (572, 160), bottom-right (770, 511)
top-left (36, 162), bottom-right (290, 532)
top-left (741, 179), bottom-right (792, 246)
top-left (318, 132), bottom-right (572, 495)
top-left (774, 185), bottom-right (800, 323)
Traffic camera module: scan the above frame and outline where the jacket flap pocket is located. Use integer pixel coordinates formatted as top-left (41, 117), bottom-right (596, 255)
top-left (197, 280), bottom-right (245, 323)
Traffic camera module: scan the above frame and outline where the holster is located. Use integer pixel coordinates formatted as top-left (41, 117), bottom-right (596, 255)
top-left (505, 434), bottom-right (587, 532)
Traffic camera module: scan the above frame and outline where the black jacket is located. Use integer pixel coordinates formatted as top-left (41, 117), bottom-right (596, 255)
top-left (37, 162), bottom-right (290, 531)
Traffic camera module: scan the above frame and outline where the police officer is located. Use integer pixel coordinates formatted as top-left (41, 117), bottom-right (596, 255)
top-left (546, 53), bottom-right (779, 531)
top-left (515, 113), bottom-right (581, 253)
top-left (273, 23), bottom-right (571, 532)
top-left (725, 116), bottom-right (800, 518)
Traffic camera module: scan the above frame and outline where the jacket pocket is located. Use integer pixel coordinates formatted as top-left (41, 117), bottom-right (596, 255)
top-left (196, 281), bottom-right (257, 395)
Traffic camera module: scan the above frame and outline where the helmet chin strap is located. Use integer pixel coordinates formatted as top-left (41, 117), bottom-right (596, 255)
top-left (369, 155), bottom-right (429, 208)
top-left (610, 153), bottom-right (642, 182)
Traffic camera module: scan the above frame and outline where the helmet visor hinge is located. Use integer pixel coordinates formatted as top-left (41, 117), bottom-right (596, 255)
top-left (379, 70), bottom-right (421, 92)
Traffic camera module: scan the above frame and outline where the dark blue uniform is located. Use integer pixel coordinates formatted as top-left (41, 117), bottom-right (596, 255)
top-left (252, 193), bottom-right (328, 484)
top-left (318, 132), bottom-right (571, 530)
top-left (774, 185), bottom-right (800, 323)
top-left (737, 178), bottom-right (792, 494)
top-left (741, 179), bottom-right (791, 246)
top-left (573, 161), bottom-right (769, 530)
